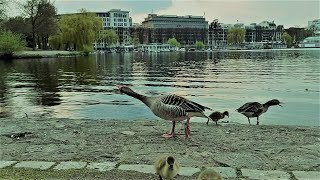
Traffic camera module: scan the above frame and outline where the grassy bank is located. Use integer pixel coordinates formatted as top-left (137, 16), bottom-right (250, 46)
top-left (0, 50), bottom-right (85, 59)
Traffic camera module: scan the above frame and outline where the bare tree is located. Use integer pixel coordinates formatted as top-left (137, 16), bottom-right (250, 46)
top-left (23, 0), bottom-right (56, 50)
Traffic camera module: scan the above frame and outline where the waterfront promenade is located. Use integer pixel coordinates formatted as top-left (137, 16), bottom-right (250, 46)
top-left (0, 118), bottom-right (319, 179)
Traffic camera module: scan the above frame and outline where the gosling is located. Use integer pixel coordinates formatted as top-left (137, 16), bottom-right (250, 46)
top-left (207, 111), bottom-right (229, 125)
top-left (197, 169), bottom-right (223, 180)
top-left (154, 155), bottom-right (179, 180)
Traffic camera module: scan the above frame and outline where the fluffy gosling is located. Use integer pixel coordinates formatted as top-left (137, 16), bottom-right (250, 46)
top-left (207, 111), bottom-right (229, 125)
top-left (197, 169), bottom-right (223, 180)
top-left (154, 155), bottom-right (179, 180)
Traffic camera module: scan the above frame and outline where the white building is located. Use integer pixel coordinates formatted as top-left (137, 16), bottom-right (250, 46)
top-left (308, 19), bottom-right (320, 33)
top-left (95, 9), bottom-right (133, 48)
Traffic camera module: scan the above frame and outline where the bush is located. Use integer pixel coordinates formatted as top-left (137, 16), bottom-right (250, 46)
top-left (0, 31), bottom-right (25, 57)
top-left (81, 44), bottom-right (94, 56)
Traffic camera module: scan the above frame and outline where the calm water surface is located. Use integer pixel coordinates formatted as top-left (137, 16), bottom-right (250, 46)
top-left (0, 49), bottom-right (319, 126)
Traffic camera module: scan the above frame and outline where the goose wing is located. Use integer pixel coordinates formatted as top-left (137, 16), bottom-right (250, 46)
top-left (160, 95), bottom-right (211, 112)
top-left (237, 102), bottom-right (262, 114)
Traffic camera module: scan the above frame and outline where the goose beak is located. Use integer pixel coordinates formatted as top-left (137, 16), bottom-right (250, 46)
top-left (279, 102), bottom-right (284, 107)
top-left (116, 85), bottom-right (124, 90)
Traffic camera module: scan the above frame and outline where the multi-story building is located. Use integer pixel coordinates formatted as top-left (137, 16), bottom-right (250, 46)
top-left (138, 14), bottom-right (208, 46)
top-left (308, 19), bottom-right (320, 33)
top-left (208, 20), bottom-right (230, 49)
top-left (209, 20), bottom-right (284, 49)
top-left (95, 9), bottom-right (132, 48)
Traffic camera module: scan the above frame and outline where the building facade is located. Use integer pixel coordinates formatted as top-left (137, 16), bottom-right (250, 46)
top-left (209, 20), bottom-right (284, 49)
top-left (95, 9), bottom-right (133, 48)
top-left (308, 19), bottom-right (320, 33)
top-left (208, 20), bottom-right (230, 49)
top-left (138, 14), bottom-right (208, 46)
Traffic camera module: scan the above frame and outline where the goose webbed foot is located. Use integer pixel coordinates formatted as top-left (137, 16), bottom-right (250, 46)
top-left (162, 133), bottom-right (175, 138)
top-left (184, 118), bottom-right (191, 138)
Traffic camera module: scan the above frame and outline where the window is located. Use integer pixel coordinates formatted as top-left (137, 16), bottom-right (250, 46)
top-left (114, 23), bottom-right (117, 26)
top-left (114, 18), bottom-right (117, 22)
top-left (124, 23), bottom-right (127, 26)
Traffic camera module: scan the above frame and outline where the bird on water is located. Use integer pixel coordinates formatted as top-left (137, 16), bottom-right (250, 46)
top-left (207, 111), bottom-right (229, 125)
top-left (154, 155), bottom-right (179, 180)
top-left (236, 99), bottom-right (283, 125)
top-left (116, 85), bottom-right (212, 138)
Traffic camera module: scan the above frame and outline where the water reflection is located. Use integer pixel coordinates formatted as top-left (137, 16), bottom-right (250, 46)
top-left (0, 49), bottom-right (319, 126)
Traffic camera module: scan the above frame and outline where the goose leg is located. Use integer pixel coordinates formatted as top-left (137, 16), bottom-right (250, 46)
top-left (185, 115), bottom-right (191, 138)
top-left (206, 118), bottom-right (210, 125)
top-left (247, 117), bottom-right (251, 125)
top-left (256, 117), bottom-right (259, 125)
top-left (162, 121), bottom-right (175, 138)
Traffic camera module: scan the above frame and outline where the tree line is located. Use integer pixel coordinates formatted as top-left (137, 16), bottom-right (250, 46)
top-left (0, 0), bottom-right (120, 57)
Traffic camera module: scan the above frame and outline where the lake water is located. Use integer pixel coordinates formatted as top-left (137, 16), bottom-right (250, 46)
top-left (0, 49), bottom-right (319, 126)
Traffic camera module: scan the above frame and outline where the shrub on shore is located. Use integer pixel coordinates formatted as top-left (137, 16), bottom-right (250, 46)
top-left (0, 31), bottom-right (26, 59)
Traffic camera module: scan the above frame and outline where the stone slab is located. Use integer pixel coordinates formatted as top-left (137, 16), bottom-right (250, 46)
top-left (207, 167), bottom-right (237, 178)
top-left (53, 161), bottom-right (87, 170)
top-left (241, 169), bottom-right (290, 180)
top-left (118, 164), bottom-right (155, 174)
top-left (14, 161), bottom-right (55, 170)
top-left (179, 167), bottom-right (201, 176)
top-left (0, 161), bottom-right (17, 168)
top-left (86, 162), bottom-right (116, 172)
top-left (292, 171), bottom-right (320, 180)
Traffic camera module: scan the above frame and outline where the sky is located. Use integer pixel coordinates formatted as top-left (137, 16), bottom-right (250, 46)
top-left (7, 0), bottom-right (320, 28)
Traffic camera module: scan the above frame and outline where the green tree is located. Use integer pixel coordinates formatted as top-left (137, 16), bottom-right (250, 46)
top-left (167, 37), bottom-right (181, 47)
top-left (99, 29), bottom-right (118, 48)
top-left (129, 36), bottom-right (139, 47)
top-left (281, 32), bottom-right (292, 48)
top-left (52, 9), bottom-right (102, 51)
top-left (227, 27), bottom-right (245, 46)
top-left (0, 31), bottom-right (26, 58)
top-left (195, 41), bottom-right (204, 49)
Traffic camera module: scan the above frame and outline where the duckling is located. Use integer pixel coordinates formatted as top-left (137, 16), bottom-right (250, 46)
top-left (207, 111), bottom-right (229, 125)
top-left (197, 169), bottom-right (223, 180)
top-left (154, 155), bottom-right (179, 180)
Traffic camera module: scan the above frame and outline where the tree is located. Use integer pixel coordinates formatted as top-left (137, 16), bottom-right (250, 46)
top-left (167, 37), bottom-right (181, 47)
top-left (227, 27), bottom-right (245, 46)
top-left (129, 36), bottom-right (139, 47)
top-left (99, 29), bottom-right (118, 48)
top-left (23, 0), bottom-right (56, 50)
top-left (50, 9), bottom-right (102, 51)
top-left (0, 31), bottom-right (26, 58)
top-left (0, 0), bottom-right (7, 27)
top-left (281, 32), bottom-right (292, 48)
top-left (35, 0), bottom-right (57, 50)
top-left (195, 40), bottom-right (204, 49)
top-left (3, 16), bottom-right (30, 35)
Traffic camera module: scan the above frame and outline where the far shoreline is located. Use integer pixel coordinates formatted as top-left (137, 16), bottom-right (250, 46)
top-left (0, 50), bottom-right (86, 60)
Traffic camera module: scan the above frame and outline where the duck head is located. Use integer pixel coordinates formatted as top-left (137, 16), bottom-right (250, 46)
top-left (265, 99), bottom-right (283, 107)
top-left (223, 111), bottom-right (229, 118)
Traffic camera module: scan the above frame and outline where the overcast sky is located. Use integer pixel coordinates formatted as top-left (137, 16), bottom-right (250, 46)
top-left (8, 0), bottom-right (320, 28)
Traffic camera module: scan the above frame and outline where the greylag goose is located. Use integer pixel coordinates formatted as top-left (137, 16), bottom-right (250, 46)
top-left (236, 99), bottom-right (283, 125)
top-left (154, 155), bottom-right (179, 180)
top-left (197, 168), bottom-right (223, 180)
top-left (207, 111), bottom-right (229, 125)
top-left (116, 85), bottom-right (212, 138)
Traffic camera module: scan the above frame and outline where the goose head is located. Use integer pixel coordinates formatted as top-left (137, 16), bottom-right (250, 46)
top-left (223, 111), bottom-right (229, 118)
top-left (166, 156), bottom-right (175, 170)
